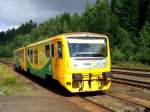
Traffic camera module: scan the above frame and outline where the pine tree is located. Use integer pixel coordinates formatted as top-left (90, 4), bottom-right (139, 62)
top-left (146, 0), bottom-right (150, 23)
top-left (116, 0), bottom-right (140, 37)
top-left (138, 22), bottom-right (150, 64)
top-left (71, 13), bottom-right (81, 32)
top-left (139, 0), bottom-right (149, 30)
top-left (82, 0), bottom-right (111, 33)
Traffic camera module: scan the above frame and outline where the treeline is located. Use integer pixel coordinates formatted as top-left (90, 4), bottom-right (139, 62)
top-left (0, 0), bottom-right (150, 65)
top-left (0, 20), bottom-right (37, 57)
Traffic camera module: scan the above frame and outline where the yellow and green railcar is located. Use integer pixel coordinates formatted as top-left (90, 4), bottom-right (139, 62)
top-left (14, 32), bottom-right (112, 93)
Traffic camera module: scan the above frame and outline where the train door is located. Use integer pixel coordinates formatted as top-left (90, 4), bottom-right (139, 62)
top-left (51, 40), bottom-right (64, 80)
top-left (50, 41), bottom-right (57, 78)
top-left (56, 40), bottom-right (65, 82)
top-left (56, 41), bottom-right (63, 72)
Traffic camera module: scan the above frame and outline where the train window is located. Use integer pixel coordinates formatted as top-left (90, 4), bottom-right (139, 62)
top-left (27, 49), bottom-right (30, 56)
top-left (57, 41), bottom-right (62, 58)
top-left (45, 45), bottom-right (50, 57)
top-left (34, 51), bottom-right (38, 64)
top-left (30, 50), bottom-right (33, 63)
top-left (51, 44), bottom-right (54, 57)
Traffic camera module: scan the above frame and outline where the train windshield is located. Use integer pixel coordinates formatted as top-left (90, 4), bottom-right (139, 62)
top-left (67, 37), bottom-right (107, 57)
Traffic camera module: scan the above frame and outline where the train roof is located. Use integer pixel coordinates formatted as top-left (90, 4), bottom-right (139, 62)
top-left (16, 32), bottom-right (107, 50)
top-left (26, 38), bottom-right (51, 48)
top-left (14, 47), bottom-right (25, 52)
top-left (64, 32), bottom-right (107, 38)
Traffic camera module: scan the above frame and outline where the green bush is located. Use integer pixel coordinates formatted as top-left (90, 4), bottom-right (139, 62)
top-left (112, 48), bottom-right (125, 63)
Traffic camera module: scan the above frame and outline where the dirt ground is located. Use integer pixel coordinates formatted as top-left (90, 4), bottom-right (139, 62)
top-left (0, 65), bottom-right (88, 112)
top-left (0, 96), bottom-right (88, 112)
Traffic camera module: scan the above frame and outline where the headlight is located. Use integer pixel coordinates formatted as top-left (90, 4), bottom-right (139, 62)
top-left (99, 58), bottom-right (107, 68)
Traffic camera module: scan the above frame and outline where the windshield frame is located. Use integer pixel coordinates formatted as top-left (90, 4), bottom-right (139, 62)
top-left (67, 37), bottom-right (107, 58)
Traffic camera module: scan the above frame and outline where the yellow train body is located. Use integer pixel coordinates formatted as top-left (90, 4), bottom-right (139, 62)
top-left (14, 32), bottom-right (112, 93)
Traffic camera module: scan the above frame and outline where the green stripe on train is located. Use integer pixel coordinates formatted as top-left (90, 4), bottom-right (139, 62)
top-left (27, 59), bottom-right (53, 79)
top-left (15, 56), bottom-right (20, 69)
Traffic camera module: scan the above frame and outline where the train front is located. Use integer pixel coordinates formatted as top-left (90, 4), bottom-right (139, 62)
top-left (65, 33), bottom-right (112, 93)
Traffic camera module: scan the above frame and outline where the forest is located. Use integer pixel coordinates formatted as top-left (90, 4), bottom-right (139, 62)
top-left (0, 0), bottom-right (150, 65)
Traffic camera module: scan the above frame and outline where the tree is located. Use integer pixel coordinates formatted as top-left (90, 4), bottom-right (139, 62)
top-left (117, 28), bottom-right (135, 61)
top-left (62, 20), bottom-right (72, 33)
top-left (17, 20), bottom-right (37, 35)
top-left (111, 0), bottom-right (116, 13)
top-left (70, 13), bottom-right (81, 32)
top-left (108, 14), bottom-right (120, 47)
top-left (82, 3), bottom-right (96, 32)
top-left (82, 0), bottom-right (111, 33)
top-left (139, 0), bottom-right (149, 30)
top-left (138, 22), bottom-right (150, 64)
top-left (116, 0), bottom-right (140, 37)
top-left (145, 1), bottom-right (150, 23)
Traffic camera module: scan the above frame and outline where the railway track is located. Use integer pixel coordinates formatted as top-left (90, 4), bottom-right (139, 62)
top-left (111, 68), bottom-right (150, 78)
top-left (111, 66), bottom-right (150, 72)
top-left (82, 93), bottom-right (150, 111)
top-left (0, 60), bottom-right (150, 111)
top-left (112, 77), bottom-right (150, 89)
top-left (111, 67), bottom-right (150, 90)
top-left (105, 93), bottom-right (150, 111)
top-left (0, 59), bottom-right (14, 67)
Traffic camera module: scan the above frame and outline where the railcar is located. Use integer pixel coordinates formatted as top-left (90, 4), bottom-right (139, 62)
top-left (14, 32), bottom-right (112, 93)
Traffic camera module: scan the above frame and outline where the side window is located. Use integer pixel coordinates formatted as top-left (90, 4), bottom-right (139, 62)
top-left (45, 45), bottom-right (50, 57)
top-left (34, 51), bottom-right (38, 64)
top-left (57, 41), bottom-right (62, 58)
top-left (30, 50), bottom-right (33, 63)
top-left (51, 44), bottom-right (54, 57)
top-left (102, 39), bottom-right (107, 57)
top-left (27, 49), bottom-right (30, 56)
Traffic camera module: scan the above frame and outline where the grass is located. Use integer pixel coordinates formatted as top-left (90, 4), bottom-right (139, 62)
top-left (0, 64), bottom-right (25, 96)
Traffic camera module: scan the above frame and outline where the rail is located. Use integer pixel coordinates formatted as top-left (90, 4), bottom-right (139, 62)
top-left (111, 66), bottom-right (150, 72)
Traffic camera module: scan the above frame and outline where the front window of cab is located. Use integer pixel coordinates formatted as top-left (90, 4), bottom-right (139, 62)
top-left (67, 37), bottom-right (108, 68)
top-left (67, 37), bottom-right (107, 58)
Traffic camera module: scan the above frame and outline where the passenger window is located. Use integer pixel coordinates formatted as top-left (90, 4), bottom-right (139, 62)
top-left (102, 39), bottom-right (107, 57)
top-left (57, 41), bottom-right (62, 58)
top-left (27, 49), bottom-right (30, 56)
top-left (34, 51), bottom-right (38, 64)
top-left (51, 44), bottom-right (54, 57)
top-left (30, 50), bottom-right (33, 63)
top-left (45, 45), bottom-right (50, 57)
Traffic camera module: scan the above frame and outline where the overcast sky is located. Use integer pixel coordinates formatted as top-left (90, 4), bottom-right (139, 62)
top-left (0, 0), bottom-right (96, 32)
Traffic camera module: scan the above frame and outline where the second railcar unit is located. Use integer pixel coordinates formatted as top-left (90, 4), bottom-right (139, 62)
top-left (14, 32), bottom-right (112, 93)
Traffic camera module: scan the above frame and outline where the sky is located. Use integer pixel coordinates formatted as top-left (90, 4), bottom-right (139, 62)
top-left (0, 0), bottom-right (96, 32)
